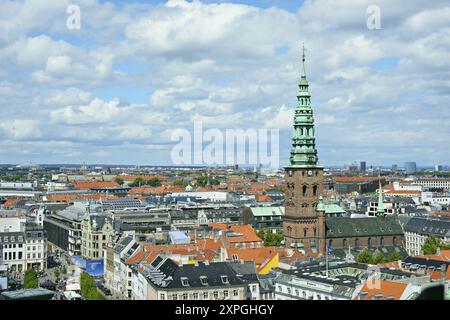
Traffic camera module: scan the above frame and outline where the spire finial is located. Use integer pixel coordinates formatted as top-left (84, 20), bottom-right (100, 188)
top-left (301, 42), bottom-right (307, 79)
top-left (302, 42), bottom-right (306, 63)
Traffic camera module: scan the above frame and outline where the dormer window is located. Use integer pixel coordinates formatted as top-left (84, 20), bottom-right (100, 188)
top-left (221, 275), bottom-right (229, 284)
top-left (181, 277), bottom-right (189, 287)
top-left (200, 276), bottom-right (208, 286)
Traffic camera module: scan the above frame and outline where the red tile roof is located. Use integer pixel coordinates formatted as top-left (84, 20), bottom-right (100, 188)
top-left (354, 280), bottom-right (408, 300)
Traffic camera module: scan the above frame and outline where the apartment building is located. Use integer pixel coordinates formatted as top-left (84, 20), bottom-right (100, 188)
top-left (403, 217), bottom-right (450, 256)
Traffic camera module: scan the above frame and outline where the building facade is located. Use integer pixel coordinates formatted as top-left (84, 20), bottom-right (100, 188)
top-left (404, 217), bottom-right (450, 256)
top-left (80, 203), bottom-right (114, 260)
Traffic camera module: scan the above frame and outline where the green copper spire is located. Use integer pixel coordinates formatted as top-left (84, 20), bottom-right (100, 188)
top-left (317, 195), bottom-right (325, 212)
top-left (377, 179), bottom-right (385, 215)
top-left (289, 44), bottom-right (319, 167)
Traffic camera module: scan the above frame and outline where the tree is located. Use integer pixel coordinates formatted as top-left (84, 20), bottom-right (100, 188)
top-left (114, 177), bottom-right (124, 185)
top-left (257, 230), bottom-right (284, 247)
top-left (372, 251), bottom-right (385, 265)
top-left (422, 235), bottom-right (443, 255)
top-left (387, 251), bottom-right (402, 262)
top-left (173, 179), bottom-right (189, 188)
top-left (24, 269), bottom-right (38, 289)
top-left (79, 272), bottom-right (104, 300)
top-left (146, 178), bottom-right (161, 187)
top-left (129, 177), bottom-right (146, 187)
top-left (53, 268), bottom-right (60, 279)
top-left (356, 249), bottom-right (373, 264)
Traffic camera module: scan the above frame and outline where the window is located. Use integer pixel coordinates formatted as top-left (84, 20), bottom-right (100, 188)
top-left (355, 238), bottom-right (359, 248)
top-left (193, 292), bottom-right (199, 300)
top-left (200, 276), bottom-right (208, 286)
top-left (302, 185), bottom-right (307, 197)
top-left (304, 228), bottom-right (308, 237)
top-left (213, 291), bottom-right (219, 299)
top-left (233, 289), bottom-right (239, 297)
top-left (221, 275), bottom-right (229, 284)
top-left (223, 290), bottom-right (229, 299)
top-left (183, 293), bottom-right (188, 300)
top-left (181, 277), bottom-right (189, 287)
top-left (295, 289), bottom-right (299, 296)
top-left (159, 293), bottom-right (166, 300)
top-left (172, 294), bottom-right (178, 300)
top-left (203, 292), bottom-right (209, 299)
top-left (313, 185), bottom-right (318, 196)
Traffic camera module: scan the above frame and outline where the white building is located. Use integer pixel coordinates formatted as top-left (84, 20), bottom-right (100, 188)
top-left (0, 229), bottom-right (47, 273)
top-left (416, 178), bottom-right (450, 190)
top-left (421, 192), bottom-right (450, 206)
top-left (0, 211), bottom-right (26, 232)
top-left (171, 191), bottom-right (231, 202)
top-left (403, 217), bottom-right (450, 256)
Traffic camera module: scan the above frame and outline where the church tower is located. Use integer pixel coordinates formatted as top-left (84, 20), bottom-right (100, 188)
top-left (283, 45), bottom-right (326, 255)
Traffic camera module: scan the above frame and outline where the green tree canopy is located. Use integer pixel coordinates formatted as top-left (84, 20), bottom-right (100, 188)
top-left (421, 235), bottom-right (450, 255)
top-left (372, 251), bottom-right (386, 264)
top-left (256, 230), bottom-right (284, 247)
top-left (173, 179), bottom-right (189, 187)
top-left (24, 269), bottom-right (39, 289)
top-left (114, 177), bottom-right (124, 185)
top-left (356, 249), bottom-right (373, 264)
top-left (79, 272), bottom-right (105, 300)
top-left (146, 178), bottom-right (162, 187)
top-left (387, 251), bottom-right (402, 262)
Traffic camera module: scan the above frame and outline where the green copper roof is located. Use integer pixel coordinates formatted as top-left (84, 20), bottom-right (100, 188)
top-left (326, 216), bottom-right (404, 238)
top-left (288, 44), bottom-right (319, 167)
top-left (317, 195), bottom-right (325, 211)
top-left (324, 204), bottom-right (346, 214)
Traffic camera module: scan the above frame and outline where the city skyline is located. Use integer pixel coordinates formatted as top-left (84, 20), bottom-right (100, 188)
top-left (1, 0), bottom-right (449, 166)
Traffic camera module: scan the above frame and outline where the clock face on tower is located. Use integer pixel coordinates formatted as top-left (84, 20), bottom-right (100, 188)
top-left (308, 170), bottom-right (313, 176)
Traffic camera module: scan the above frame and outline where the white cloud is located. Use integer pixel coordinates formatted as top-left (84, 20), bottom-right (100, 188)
top-left (0, 0), bottom-right (449, 165)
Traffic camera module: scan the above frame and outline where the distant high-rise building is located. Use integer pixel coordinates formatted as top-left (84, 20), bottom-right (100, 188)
top-left (405, 162), bottom-right (417, 174)
top-left (392, 164), bottom-right (398, 170)
top-left (435, 164), bottom-right (443, 172)
top-left (360, 161), bottom-right (366, 173)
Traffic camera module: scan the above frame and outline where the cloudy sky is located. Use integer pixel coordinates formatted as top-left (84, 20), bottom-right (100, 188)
top-left (0, 0), bottom-right (449, 167)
